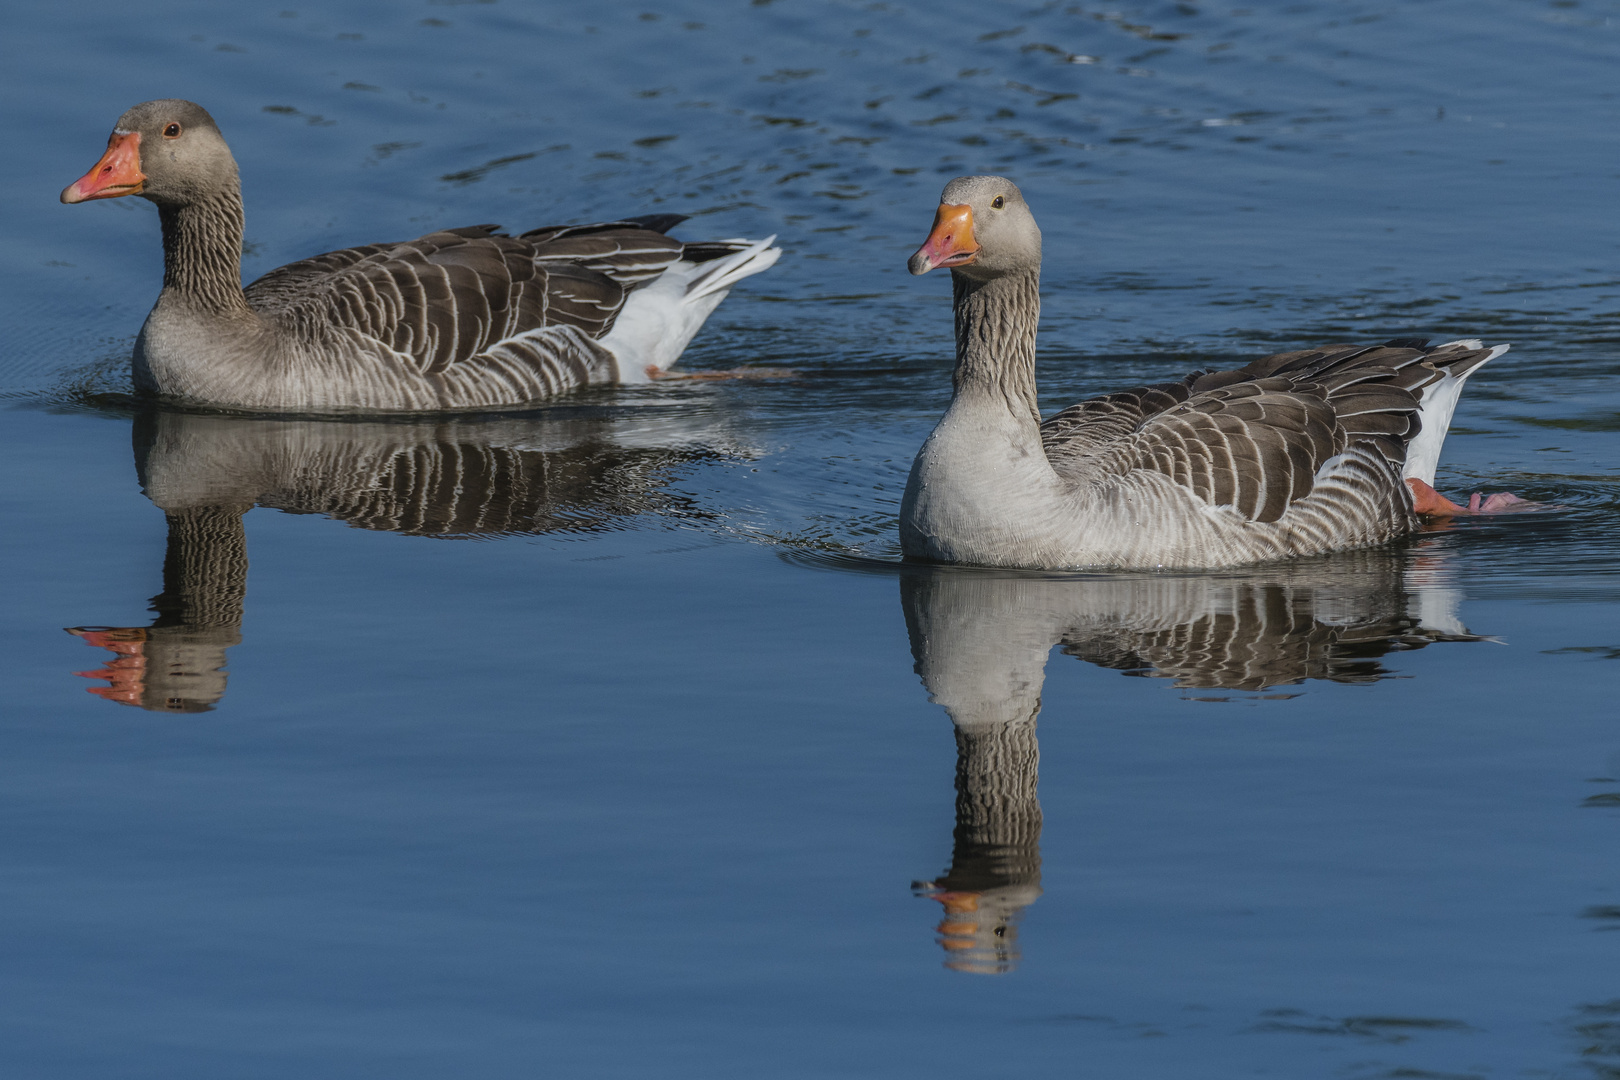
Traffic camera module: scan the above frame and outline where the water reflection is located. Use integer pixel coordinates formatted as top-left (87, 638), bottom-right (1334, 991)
top-left (1570, 999), bottom-right (1620, 1079)
top-left (902, 549), bottom-right (1487, 973)
top-left (69, 503), bottom-right (247, 712)
top-left (68, 406), bottom-right (732, 712)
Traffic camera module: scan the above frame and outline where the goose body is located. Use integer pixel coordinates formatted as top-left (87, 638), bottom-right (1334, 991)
top-left (62, 100), bottom-right (780, 412)
top-left (903, 175), bottom-right (1520, 571)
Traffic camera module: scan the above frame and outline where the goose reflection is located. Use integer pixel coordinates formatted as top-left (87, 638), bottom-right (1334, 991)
top-left (902, 549), bottom-right (1485, 974)
top-left (69, 406), bottom-right (732, 712)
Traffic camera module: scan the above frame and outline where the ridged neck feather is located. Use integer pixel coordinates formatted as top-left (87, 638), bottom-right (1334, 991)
top-left (157, 185), bottom-right (251, 317)
top-left (950, 268), bottom-right (1041, 427)
top-left (150, 505), bottom-right (248, 631)
top-left (949, 716), bottom-right (1042, 886)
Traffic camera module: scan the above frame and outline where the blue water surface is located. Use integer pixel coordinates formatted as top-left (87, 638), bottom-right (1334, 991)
top-left (1, 1), bottom-right (1619, 1077)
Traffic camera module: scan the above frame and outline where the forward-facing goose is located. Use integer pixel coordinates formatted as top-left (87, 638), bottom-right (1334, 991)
top-left (61, 99), bottom-right (780, 412)
top-left (903, 175), bottom-right (1525, 571)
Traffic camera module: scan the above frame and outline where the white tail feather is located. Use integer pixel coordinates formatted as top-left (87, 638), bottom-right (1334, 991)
top-left (602, 236), bottom-right (781, 383)
top-left (682, 235), bottom-right (781, 299)
top-left (1402, 341), bottom-right (1509, 486)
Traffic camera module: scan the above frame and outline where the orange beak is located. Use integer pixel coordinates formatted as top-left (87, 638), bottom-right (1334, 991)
top-left (61, 132), bottom-right (145, 204)
top-left (908, 203), bottom-right (979, 274)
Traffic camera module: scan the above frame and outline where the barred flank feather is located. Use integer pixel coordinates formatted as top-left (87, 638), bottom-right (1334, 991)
top-left (1038, 339), bottom-right (1497, 544)
top-left (238, 216), bottom-right (763, 409)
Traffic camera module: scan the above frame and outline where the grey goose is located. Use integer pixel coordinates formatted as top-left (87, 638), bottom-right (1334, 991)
top-left (901, 175), bottom-right (1528, 571)
top-left (61, 99), bottom-right (780, 412)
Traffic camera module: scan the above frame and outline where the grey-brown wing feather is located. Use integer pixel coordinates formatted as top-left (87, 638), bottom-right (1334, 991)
top-left (242, 221), bottom-right (689, 378)
top-left (522, 219), bottom-right (689, 288)
top-left (1040, 378), bottom-right (1196, 458)
top-left (1039, 339), bottom-right (1495, 523)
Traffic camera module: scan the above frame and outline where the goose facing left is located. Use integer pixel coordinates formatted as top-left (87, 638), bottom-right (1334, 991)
top-left (902, 175), bottom-right (1527, 571)
top-left (61, 99), bottom-right (780, 412)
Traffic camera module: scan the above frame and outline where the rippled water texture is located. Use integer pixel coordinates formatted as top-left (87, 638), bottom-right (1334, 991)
top-left (2, 1), bottom-right (1618, 1077)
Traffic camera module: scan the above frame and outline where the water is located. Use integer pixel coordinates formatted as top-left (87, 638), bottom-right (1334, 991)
top-left (2, 0), bottom-right (1619, 1075)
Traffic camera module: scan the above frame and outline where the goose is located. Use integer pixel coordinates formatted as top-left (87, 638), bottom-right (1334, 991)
top-left (60, 99), bottom-right (780, 412)
top-left (902, 175), bottom-right (1526, 571)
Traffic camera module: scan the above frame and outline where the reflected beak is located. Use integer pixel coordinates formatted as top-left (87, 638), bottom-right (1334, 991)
top-left (61, 132), bottom-right (145, 204)
top-left (66, 626), bottom-right (149, 706)
top-left (908, 203), bottom-right (979, 274)
top-left (935, 891), bottom-right (982, 914)
top-left (66, 626), bottom-right (149, 649)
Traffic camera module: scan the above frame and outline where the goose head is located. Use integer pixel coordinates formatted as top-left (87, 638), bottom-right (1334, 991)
top-left (61, 99), bottom-right (238, 209)
top-left (908, 175), bottom-right (1041, 281)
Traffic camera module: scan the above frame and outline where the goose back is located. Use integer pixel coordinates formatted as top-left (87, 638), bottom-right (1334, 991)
top-left (1037, 339), bottom-right (1499, 544)
top-left (237, 217), bottom-right (754, 409)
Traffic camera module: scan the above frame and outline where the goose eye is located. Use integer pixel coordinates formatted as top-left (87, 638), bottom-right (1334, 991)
top-left (991, 196), bottom-right (1005, 209)
top-left (163, 123), bottom-right (182, 138)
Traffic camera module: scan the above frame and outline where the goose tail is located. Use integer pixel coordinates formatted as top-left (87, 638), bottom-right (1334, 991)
top-left (602, 236), bottom-right (781, 383)
top-left (1401, 339), bottom-right (1509, 487)
top-left (679, 234), bottom-right (782, 300)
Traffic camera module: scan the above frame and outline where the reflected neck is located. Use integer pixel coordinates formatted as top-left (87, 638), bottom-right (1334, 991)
top-left (949, 715), bottom-right (1043, 885)
top-left (157, 186), bottom-right (252, 318)
top-left (951, 268), bottom-right (1041, 428)
top-left (150, 505), bottom-right (249, 630)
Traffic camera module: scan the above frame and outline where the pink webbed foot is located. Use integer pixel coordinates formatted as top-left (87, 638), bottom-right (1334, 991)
top-left (1468, 491), bottom-right (1534, 513)
top-left (1407, 478), bottom-right (1535, 516)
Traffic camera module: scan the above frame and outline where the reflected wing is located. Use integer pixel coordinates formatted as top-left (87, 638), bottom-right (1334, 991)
top-left (262, 438), bottom-right (717, 538)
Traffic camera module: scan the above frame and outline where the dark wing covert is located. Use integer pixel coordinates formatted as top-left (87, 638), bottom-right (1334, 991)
top-left (243, 218), bottom-right (696, 377)
top-left (1039, 340), bottom-right (1496, 523)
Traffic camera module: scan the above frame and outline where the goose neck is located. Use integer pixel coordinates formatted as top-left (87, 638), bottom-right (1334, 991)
top-left (951, 268), bottom-right (1041, 427)
top-left (157, 186), bottom-right (252, 318)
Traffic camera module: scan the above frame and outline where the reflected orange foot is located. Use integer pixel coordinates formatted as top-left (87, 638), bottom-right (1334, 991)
top-left (1407, 478), bottom-right (1533, 517)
